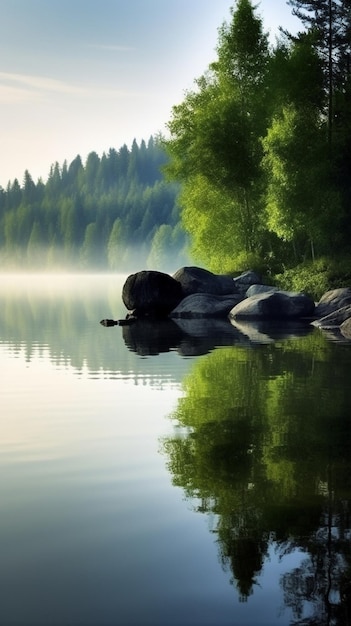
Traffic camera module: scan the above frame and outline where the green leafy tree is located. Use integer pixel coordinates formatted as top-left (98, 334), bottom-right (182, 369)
top-left (165, 0), bottom-right (270, 269)
top-left (262, 104), bottom-right (338, 261)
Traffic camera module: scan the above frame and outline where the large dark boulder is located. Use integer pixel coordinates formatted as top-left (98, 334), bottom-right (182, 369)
top-left (229, 290), bottom-right (315, 320)
top-left (122, 270), bottom-right (183, 317)
top-left (173, 266), bottom-right (237, 297)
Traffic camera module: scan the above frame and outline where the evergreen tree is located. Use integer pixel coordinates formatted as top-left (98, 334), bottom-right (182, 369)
top-left (107, 218), bottom-right (124, 270)
top-left (286, 0), bottom-right (351, 149)
top-left (0, 137), bottom-right (183, 270)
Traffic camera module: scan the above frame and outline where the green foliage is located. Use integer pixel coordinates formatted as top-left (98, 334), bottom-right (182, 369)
top-left (262, 104), bottom-right (336, 252)
top-left (274, 256), bottom-right (351, 300)
top-left (165, 0), bottom-right (270, 262)
top-left (164, 0), bottom-right (351, 278)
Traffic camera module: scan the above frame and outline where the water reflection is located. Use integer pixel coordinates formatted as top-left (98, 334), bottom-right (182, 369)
top-left (122, 317), bottom-right (314, 357)
top-left (162, 337), bottom-right (351, 623)
top-left (2, 274), bottom-right (351, 624)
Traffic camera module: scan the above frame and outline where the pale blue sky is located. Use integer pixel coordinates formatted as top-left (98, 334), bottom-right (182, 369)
top-left (0, 0), bottom-right (299, 188)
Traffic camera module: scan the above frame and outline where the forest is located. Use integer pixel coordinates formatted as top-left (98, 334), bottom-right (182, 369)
top-left (0, 136), bottom-right (189, 272)
top-left (1, 0), bottom-right (351, 296)
top-left (165, 0), bottom-right (351, 296)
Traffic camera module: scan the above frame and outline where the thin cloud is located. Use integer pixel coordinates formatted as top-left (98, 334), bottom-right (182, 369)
top-left (0, 70), bottom-right (147, 104)
top-left (0, 84), bottom-right (38, 103)
top-left (0, 72), bottom-right (86, 97)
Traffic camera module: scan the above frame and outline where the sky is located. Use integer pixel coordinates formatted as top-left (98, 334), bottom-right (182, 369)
top-left (0, 0), bottom-right (300, 188)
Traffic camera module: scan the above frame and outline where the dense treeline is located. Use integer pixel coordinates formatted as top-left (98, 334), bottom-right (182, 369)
top-left (0, 136), bottom-right (189, 271)
top-left (165, 0), bottom-right (351, 289)
top-left (2, 0), bottom-right (351, 289)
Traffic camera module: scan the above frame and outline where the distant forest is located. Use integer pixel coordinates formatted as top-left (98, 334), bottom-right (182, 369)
top-left (0, 136), bottom-right (189, 271)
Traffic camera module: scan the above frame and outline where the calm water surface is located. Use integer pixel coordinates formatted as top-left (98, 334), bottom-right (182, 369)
top-left (1, 274), bottom-right (351, 626)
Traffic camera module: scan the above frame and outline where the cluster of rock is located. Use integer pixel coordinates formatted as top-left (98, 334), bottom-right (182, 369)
top-left (116, 266), bottom-right (351, 341)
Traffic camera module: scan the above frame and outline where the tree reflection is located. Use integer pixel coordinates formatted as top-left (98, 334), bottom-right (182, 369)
top-left (162, 336), bottom-right (351, 622)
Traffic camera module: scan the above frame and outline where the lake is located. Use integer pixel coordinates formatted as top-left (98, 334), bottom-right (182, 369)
top-left (1, 273), bottom-right (351, 626)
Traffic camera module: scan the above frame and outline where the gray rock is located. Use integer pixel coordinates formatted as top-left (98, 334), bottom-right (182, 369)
top-left (246, 284), bottom-right (278, 298)
top-left (229, 290), bottom-right (315, 320)
top-left (173, 266), bottom-right (237, 297)
top-left (312, 304), bottom-right (351, 329)
top-left (233, 270), bottom-right (262, 294)
top-left (170, 292), bottom-right (244, 318)
top-left (314, 287), bottom-right (351, 318)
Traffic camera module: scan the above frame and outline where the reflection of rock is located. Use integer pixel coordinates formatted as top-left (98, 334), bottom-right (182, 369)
top-left (173, 317), bottom-right (243, 356)
top-left (122, 317), bottom-right (242, 357)
top-left (229, 290), bottom-right (315, 320)
top-left (122, 319), bottom-right (184, 356)
top-left (230, 319), bottom-right (313, 344)
top-left (122, 315), bottom-right (315, 358)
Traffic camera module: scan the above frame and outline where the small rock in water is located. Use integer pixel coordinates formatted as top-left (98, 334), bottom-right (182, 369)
top-left (100, 319), bottom-right (118, 327)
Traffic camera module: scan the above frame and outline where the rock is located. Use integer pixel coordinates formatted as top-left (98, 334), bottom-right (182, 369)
top-left (229, 290), bottom-right (315, 320)
top-left (170, 293), bottom-right (244, 318)
top-left (340, 317), bottom-right (351, 340)
top-left (312, 304), bottom-right (351, 329)
top-left (314, 287), bottom-right (351, 318)
top-left (100, 318), bottom-right (118, 327)
top-left (245, 284), bottom-right (278, 298)
top-left (233, 270), bottom-right (262, 294)
top-left (100, 317), bottom-right (136, 327)
top-left (172, 266), bottom-right (237, 297)
top-left (122, 270), bottom-right (183, 317)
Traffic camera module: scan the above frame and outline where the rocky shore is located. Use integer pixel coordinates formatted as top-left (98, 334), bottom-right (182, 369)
top-left (101, 266), bottom-right (351, 342)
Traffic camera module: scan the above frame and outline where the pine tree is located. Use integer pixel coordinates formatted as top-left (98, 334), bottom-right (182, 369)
top-left (286, 0), bottom-right (351, 149)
